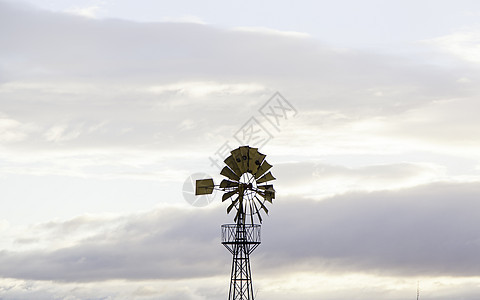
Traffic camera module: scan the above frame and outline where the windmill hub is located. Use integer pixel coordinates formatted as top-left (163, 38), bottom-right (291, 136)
top-left (239, 173), bottom-right (257, 201)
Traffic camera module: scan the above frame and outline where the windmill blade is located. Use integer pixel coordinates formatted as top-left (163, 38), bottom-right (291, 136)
top-left (239, 146), bottom-right (249, 171)
top-left (257, 184), bottom-right (274, 190)
top-left (220, 179), bottom-right (239, 189)
top-left (238, 146), bottom-right (250, 173)
top-left (255, 196), bottom-right (269, 215)
top-left (258, 190), bottom-right (274, 203)
top-left (230, 148), bottom-right (243, 172)
top-left (252, 200), bottom-right (263, 223)
top-left (224, 155), bottom-right (242, 176)
top-left (222, 189), bottom-right (238, 202)
top-left (254, 160), bottom-right (272, 179)
top-left (258, 184), bottom-right (275, 202)
top-left (227, 196), bottom-right (239, 214)
top-left (247, 147), bottom-right (266, 174)
top-left (231, 147), bottom-right (248, 174)
top-left (220, 166), bottom-right (240, 181)
top-left (195, 178), bottom-right (214, 195)
top-left (256, 171), bottom-right (276, 184)
top-left (267, 186), bottom-right (276, 200)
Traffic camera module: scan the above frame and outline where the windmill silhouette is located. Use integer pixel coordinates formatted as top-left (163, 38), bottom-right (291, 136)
top-left (196, 145), bottom-right (275, 300)
top-left (417, 281), bottom-right (420, 300)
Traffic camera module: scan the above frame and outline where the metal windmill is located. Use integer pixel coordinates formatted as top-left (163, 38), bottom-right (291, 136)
top-left (195, 145), bottom-right (275, 300)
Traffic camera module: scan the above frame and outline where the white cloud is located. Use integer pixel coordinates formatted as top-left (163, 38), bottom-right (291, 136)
top-left (65, 5), bottom-right (101, 19)
top-left (370, 97), bottom-right (480, 157)
top-left (160, 15), bottom-right (207, 24)
top-left (256, 273), bottom-right (480, 300)
top-left (0, 118), bottom-right (26, 142)
top-left (0, 277), bottom-right (225, 300)
top-left (146, 81), bottom-right (265, 98)
top-left (233, 26), bottom-right (310, 38)
top-left (426, 28), bottom-right (480, 63)
top-left (44, 124), bottom-right (81, 143)
top-left (0, 114), bottom-right (35, 143)
top-left (0, 81), bottom-right (100, 95)
top-left (1, 273), bottom-right (480, 300)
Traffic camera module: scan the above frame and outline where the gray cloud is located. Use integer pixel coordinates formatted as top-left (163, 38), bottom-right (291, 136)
top-left (0, 0), bottom-right (474, 157)
top-left (2, 181), bottom-right (480, 282)
top-left (261, 181), bottom-right (480, 277)
top-left (1, 206), bottom-right (226, 281)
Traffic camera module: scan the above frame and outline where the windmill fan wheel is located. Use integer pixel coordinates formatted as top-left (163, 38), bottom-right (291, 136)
top-left (219, 146), bottom-right (275, 224)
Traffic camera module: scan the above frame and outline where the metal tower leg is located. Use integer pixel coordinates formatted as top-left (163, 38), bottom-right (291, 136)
top-left (228, 231), bottom-right (254, 300)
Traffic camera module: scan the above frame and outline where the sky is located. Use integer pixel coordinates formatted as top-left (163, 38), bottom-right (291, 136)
top-left (1, 0), bottom-right (480, 299)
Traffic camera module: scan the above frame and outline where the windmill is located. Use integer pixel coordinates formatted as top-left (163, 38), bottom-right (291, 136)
top-left (195, 145), bottom-right (275, 300)
top-left (417, 281), bottom-right (420, 300)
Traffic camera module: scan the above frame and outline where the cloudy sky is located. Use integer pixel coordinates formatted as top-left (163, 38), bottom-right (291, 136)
top-left (1, 0), bottom-right (480, 299)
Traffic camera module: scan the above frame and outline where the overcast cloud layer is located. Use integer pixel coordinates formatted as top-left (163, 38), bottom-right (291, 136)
top-left (2, 182), bottom-right (480, 299)
top-left (1, 0), bottom-right (480, 299)
top-left (3, 182), bottom-right (480, 280)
